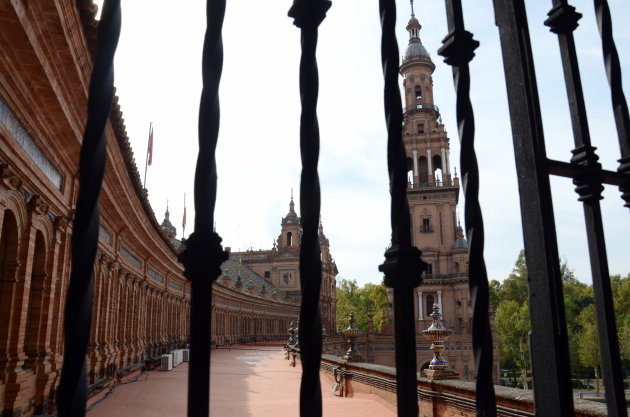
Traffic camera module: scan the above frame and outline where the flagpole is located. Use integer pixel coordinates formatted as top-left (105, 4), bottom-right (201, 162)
top-left (144, 122), bottom-right (153, 189)
top-left (182, 192), bottom-right (187, 238)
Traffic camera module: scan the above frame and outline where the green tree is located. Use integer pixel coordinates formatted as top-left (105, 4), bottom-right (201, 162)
top-left (495, 250), bottom-right (528, 305)
top-left (577, 304), bottom-right (601, 391)
top-left (495, 299), bottom-right (531, 389)
top-left (335, 279), bottom-right (388, 332)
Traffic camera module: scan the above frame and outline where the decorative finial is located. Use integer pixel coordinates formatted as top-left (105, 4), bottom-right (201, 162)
top-left (291, 187), bottom-right (294, 202)
top-left (410, 0), bottom-right (415, 18)
top-left (457, 211), bottom-right (461, 227)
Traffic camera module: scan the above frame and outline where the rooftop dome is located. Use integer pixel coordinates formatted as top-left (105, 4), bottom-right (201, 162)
top-left (404, 41), bottom-right (430, 62)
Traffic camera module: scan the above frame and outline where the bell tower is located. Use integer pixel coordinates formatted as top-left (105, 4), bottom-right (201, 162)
top-left (400, 4), bottom-right (461, 268)
top-left (277, 190), bottom-right (301, 251)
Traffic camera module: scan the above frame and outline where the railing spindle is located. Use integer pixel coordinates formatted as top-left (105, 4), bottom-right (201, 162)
top-left (593, 0), bottom-right (630, 208)
top-left (177, 0), bottom-right (229, 415)
top-left (377, 1), bottom-right (426, 416)
top-left (438, 1), bottom-right (497, 415)
top-left (56, 0), bottom-right (121, 415)
top-left (288, 1), bottom-right (330, 416)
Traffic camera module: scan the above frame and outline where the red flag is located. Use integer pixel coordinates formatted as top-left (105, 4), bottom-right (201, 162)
top-left (147, 122), bottom-right (154, 166)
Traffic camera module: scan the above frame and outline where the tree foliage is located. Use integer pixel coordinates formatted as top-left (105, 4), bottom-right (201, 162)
top-left (492, 251), bottom-right (630, 390)
top-left (335, 278), bottom-right (388, 332)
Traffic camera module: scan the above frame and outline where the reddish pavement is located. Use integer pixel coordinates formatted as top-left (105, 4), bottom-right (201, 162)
top-left (87, 344), bottom-right (396, 417)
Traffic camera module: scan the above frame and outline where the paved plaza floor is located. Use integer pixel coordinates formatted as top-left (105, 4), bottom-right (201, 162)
top-left (86, 344), bottom-right (396, 417)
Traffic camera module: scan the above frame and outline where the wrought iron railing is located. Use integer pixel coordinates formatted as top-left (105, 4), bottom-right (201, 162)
top-left (56, 0), bottom-right (628, 416)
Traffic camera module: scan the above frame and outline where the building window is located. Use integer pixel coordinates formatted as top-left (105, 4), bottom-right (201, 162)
top-left (464, 365), bottom-right (469, 377)
top-left (264, 271), bottom-right (270, 279)
top-left (417, 123), bottom-right (425, 134)
top-left (287, 232), bottom-right (292, 246)
top-left (455, 262), bottom-right (460, 272)
top-left (420, 218), bottom-right (433, 233)
top-left (426, 263), bottom-right (433, 275)
top-left (415, 86), bottom-right (422, 100)
top-left (426, 295), bottom-right (434, 317)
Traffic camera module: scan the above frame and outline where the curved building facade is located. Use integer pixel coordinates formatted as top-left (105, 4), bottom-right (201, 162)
top-left (0, 1), bottom-right (299, 415)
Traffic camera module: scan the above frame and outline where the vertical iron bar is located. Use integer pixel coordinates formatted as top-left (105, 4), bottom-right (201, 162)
top-left (377, 1), bottom-right (426, 416)
top-left (56, 1), bottom-right (121, 415)
top-left (177, 0), bottom-right (229, 415)
top-left (438, 2), bottom-right (497, 416)
top-left (288, 2), bottom-right (330, 416)
top-left (593, 0), bottom-right (630, 208)
top-left (545, 2), bottom-right (627, 415)
top-left (492, 0), bottom-right (574, 415)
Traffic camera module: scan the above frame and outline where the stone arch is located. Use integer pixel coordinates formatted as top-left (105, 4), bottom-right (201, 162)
top-left (5, 190), bottom-right (28, 236)
top-left (0, 210), bottom-right (20, 355)
top-left (29, 212), bottom-right (53, 254)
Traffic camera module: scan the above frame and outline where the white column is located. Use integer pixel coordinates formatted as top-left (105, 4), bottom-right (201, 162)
top-left (427, 149), bottom-right (433, 173)
top-left (437, 290), bottom-right (443, 313)
top-left (445, 149), bottom-right (451, 174)
top-left (418, 291), bottom-right (423, 320)
top-left (412, 149), bottom-right (419, 177)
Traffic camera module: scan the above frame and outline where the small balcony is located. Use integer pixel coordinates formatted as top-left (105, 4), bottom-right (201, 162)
top-left (420, 224), bottom-right (434, 233)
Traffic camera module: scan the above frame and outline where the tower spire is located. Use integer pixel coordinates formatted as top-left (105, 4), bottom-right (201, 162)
top-left (289, 188), bottom-right (295, 213)
top-left (410, 0), bottom-right (415, 18)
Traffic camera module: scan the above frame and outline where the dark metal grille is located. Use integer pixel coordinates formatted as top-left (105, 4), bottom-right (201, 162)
top-left (56, 0), bottom-right (121, 415)
top-left (57, 0), bottom-right (629, 416)
top-left (438, 1), bottom-right (497, 415)
top-left (287, 1), bottom-right (331, 415)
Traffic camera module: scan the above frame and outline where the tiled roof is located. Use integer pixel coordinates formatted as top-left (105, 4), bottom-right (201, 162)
top-left (218, 259), bottom-right (294, 305)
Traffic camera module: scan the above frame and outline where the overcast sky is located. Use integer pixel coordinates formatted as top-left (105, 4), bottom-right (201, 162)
top-left (100, 0), bottom-right (629, 286)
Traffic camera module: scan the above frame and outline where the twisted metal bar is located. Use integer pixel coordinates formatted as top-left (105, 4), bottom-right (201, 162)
top-left (545, 2), bottom-right (627, 415)
top-left (56, 1), bottom-right (121, 415)
top-left (593, 0), bottom-right (630, 208)
top-left (438, 2), bottom-right (496, 416)
top-left (177, 0), bottom-right (228, 415)
top-left (493, 0), bottom-right (574, 414)
top-left (377, 1), bottom-right (426, 416)
top-left (288, 1), bottom-right (330, 416)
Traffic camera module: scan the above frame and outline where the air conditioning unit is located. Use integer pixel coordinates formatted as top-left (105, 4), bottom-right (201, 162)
top-left (182, 349), bottom-right (190, 362)
top-left (171, 349), bottom-right (183, 367)
top-left (160, 354), bottom-right (173, 371)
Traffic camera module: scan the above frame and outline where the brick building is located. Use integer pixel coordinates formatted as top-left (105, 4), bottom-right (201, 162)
top-left (0, 1), bottom-right (300, 415)
top-left (230, 195), bottom-right (338, 336)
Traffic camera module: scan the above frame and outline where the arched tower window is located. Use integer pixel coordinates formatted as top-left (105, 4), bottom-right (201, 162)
top-left (287, 232), bottom-right (293, 247)
top-left (418, 156), bottom-right (428, 183)
top-left (455, 262), bottom-right (460, 272)
top-left (415, 85), bottom-right (422, 101)
top-left (432, 154), bottom-right (443, 172)
top-left (426, 294), bottom-right (434, 317)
